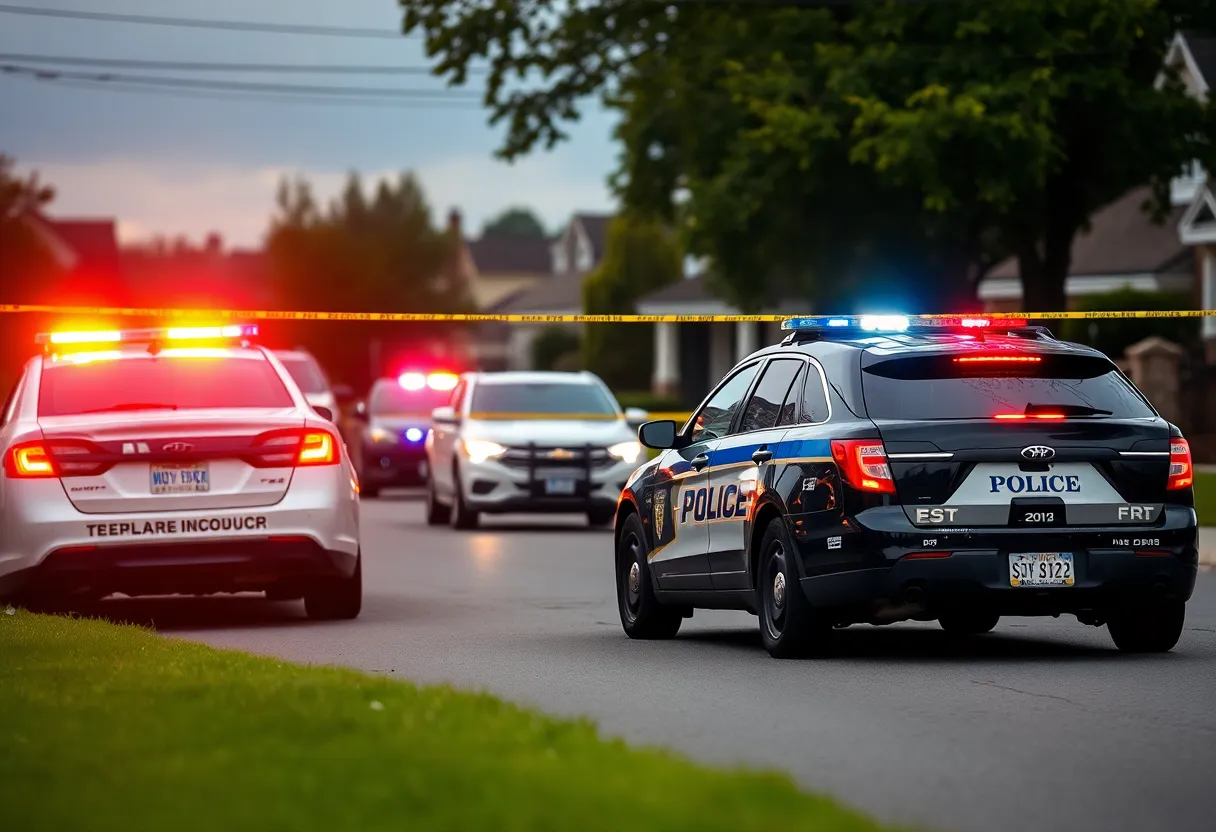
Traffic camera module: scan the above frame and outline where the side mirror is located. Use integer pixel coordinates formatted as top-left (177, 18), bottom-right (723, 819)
top-left (332, 384), bottom-right (355, 403)
top-left (313, 405), bottom-right (335, 423)
top-left (432, 405), bottom-right (458, 424)
top-left (624, 407), bottom-right (649, 424)
top-left (638, 419), bottom-right (680, 450)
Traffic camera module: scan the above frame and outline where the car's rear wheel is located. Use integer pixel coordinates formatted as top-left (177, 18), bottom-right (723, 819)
top-left (304, 551), bottom-right (362, 621)
top-left (425, 477), bottom-right (451, 525)
top-left (616, 513), bottom-right (681, 639)
top-left (757, 517), bottom-right (829, 658)
top-left (938, 610), bottom-right (1000, 636)
top-left (1107, 600), bottom-right (1185, 653)
top-left (450, 466), bottom-right (479, 530)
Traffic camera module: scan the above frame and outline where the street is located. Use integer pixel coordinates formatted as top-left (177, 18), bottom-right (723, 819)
top-left (95, 494), bottom-right (1216, 832)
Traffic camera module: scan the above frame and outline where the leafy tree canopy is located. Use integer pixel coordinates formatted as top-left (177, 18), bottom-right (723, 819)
top-left (482, 206), bottom-right (547, 238)
top-left (401, 0), bottom-right (1216, 311)
top-left (0, 155), bottom-right (59, 304)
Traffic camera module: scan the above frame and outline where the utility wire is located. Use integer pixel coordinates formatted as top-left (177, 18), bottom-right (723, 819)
top-left (0, 53), bottom-right (485, 75)
top-left (0, 64), bottom-right (484, 99)
top-left (0, 4), bottom-right (412, 39)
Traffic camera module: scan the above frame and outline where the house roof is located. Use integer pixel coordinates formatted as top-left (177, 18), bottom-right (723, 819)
top-left (572, 213), bottom-right (612, 260)
top-left (490, 274), bottom-right (585, 313)
top-left (20, 213), bottom-right (127, 304)
top-left (466, 233), bottom-right (552, 276)
top-left (986, 186), bottom-right (1191, 281)
top-left (1183, 31), bottom-right (1216, 87)
top-left (641, 276), bottom-right (714, 304)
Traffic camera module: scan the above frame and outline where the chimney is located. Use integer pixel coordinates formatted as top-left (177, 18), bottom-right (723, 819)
top-left (447, 208), bottom-right (462, 237)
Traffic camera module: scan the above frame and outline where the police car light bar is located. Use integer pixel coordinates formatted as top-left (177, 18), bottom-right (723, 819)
top-left (780, 315), bottom-right (1028, 333)
top-left (36, 324), bottom-right (258, 346)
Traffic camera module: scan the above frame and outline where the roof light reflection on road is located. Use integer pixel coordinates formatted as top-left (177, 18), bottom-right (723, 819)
top-left (470, 533), bottom-right (502, 572)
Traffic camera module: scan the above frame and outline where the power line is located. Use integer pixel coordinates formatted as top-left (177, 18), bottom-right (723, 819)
top-left (0, 64), bottom-right (484, 99)
top-left (0, 4), bottom-right (412, 39)
top-left (0, 53), bottom-right (485, 75)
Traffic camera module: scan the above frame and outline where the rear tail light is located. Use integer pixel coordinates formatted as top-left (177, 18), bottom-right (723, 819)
top-left (831, 439), bottom-right (895, 493)
top-left (251, 429), bottom-right (339, 468)
top-left (954, 355), bottom-right (1042, 364)
top-left (5, 442), bottom-right (57, 478)
top-left (1167, 438), bottom-right (1193, 490)
top-left (994, 413), bottom-right (1065, 420)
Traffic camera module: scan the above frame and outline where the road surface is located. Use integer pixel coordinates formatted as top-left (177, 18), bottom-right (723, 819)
top-left (96, 496), bottom-right (1216, 832)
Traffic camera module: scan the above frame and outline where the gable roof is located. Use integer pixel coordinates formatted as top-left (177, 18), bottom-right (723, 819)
top-left (986, 186), bottom-right (1191, 281)
top-left (466, 233), bottom-right (552, 276)
top-left (571, 213), bottom-right (612, 261)
top-left (1183, 31), bottom-right (1216, 87)
top-left (489, 274), bottom-right (584, 313)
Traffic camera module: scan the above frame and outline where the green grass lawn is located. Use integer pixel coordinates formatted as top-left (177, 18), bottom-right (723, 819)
top-left (0, 612), bottom-right (900, 832)
top-left (1194, 471), bottom-right (1215, 527)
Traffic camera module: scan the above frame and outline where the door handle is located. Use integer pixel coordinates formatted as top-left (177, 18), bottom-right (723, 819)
top-left (691, 454), bottom-right (709, 471)
top-left (752, 448), bottom-right (772, 464)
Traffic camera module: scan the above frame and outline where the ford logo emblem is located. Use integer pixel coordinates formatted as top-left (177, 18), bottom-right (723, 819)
top-left (1021, 445), bottom-right (1055, 460)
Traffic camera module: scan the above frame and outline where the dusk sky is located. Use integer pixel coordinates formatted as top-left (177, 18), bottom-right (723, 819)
top-left (0, 0), bottom-right (618, 247)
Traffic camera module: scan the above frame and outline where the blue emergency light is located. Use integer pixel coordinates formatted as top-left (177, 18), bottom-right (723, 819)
top-left (780, 315), bottom-right (1028, 333)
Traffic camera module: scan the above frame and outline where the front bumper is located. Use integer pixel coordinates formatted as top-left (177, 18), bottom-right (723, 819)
top-left (362, 442), bottom-right (429, 487)
top-left (460, 456), bottom-right (637, 514)
top-left (793, 504), bottom-right (1199, 615)
top-left (0, 467), bottom-right (360, 598)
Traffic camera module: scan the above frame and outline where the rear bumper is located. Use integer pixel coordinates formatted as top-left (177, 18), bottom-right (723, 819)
top-left (0, 537), bottom-right (357, 599)
top-left (361, 445), bottom-right (429, 487)
top-left (794, 504), bottom-right (1200, 615)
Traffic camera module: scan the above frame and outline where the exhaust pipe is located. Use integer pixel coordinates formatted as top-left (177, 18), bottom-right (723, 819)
top-left (903, 585), bottom-right (925, 606)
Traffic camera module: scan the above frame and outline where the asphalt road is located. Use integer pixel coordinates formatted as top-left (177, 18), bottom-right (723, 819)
top-left (97, 495), bottom-right (1216, 832)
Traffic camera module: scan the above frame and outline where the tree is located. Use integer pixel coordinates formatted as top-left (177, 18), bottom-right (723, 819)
top-left (581, 215), bottom-right (681, 390)
top-left (482, 206), bottom-right (547, 238)
top-left (401, 0), bottom-right (1216, 312)
top-left (0, 155), bottom-right (58, 304)
top-left (265, 171), bottom-right (470, 389)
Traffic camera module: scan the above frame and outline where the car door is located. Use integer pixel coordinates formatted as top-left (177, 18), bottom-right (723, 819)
top-left (707, 357), bottom-right (806, 590)
top-left (429, 377), bottom-right (467, 496)
top-left (649, 362), bottom-right (762, 591)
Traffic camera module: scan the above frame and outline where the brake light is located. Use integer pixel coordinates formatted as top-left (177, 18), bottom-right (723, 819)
top-left (831, 439), bottom-right (895, 493)
top-left (297, 430), bottom-right (337, 466)
top-left (1167, 438), bottom-right (1193, 490)
top-left (5, 442), bottom-right (57, 478)
top-left (994, 413), bottom-right (1065, 420)
top-left (954, 356), bottom-right (1042, 363)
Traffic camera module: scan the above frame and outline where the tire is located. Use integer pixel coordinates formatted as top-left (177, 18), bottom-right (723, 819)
top-left (938, 610), bottom-right (1000, 636)
top-left (616, 512), bottom-right (682, 639)
top-left (1107, 600), bottom-right (1185, 653)
top-left (450, 465), bottom-right (479, 530)
top-left (757, 517), bottom-right (829, 658)
top-left (587, 507), bottom-right (615, 528)
top-left (304, 551), bottom-right (363, 621)
top-left (425, 477), bottom-right (451, 525)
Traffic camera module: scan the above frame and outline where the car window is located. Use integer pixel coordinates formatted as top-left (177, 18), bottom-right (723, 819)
top-left (0, 377), bottom-right (21, 426)
top-left (370, 381), bottom-right (452, 414)
top-left (689, 363), bottom-right (761, 444)
top-left (277, 355), bottom-right (329, 394)
top-left (800, 363), bottom-right (831, 423)
top-left (469, 382), bottom-right (616, 416)
top-left (739, 359), bottom-right (803, 434)
top-left (37, 353), bottom-right (294, 416)
top-left (776, 365), bottom-right (806, 427)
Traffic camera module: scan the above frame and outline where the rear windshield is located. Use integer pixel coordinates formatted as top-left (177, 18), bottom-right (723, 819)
top-left (470, 382), bottom-right (617, 416)
top-left (861, 353), bottom-right (1155, 420)
top-left (277, 356), bottom-right (329, 394)
top-left (38, 353), bottom-right (294, 416)
top-left (369, 382), bottom-right (452, 414)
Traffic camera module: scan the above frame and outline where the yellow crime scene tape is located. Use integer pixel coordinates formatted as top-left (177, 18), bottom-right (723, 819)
top-left (0, 304), bottom-right (1214, 322)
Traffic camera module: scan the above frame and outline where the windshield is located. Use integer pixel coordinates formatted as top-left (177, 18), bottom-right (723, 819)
top-left (277, 355), bottom-right (329, 394)
top-left (470, 382), bottom-right (617, 417)
top-left (38, 354), bottom-right (295, 416)
top-left (369, 381), bottom-right (452, 414)
top-left (861, 353), bottom-right (1155, 420)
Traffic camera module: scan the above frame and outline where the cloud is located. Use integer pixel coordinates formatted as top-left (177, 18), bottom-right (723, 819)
top-left (27, 153), bottom-right (616, 248)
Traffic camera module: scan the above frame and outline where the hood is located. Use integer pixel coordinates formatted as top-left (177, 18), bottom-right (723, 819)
top-left (463, 418), bottom-right (636, 447)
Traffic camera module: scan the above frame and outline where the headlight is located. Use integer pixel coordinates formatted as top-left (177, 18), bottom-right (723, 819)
top-left (461, 438), bottom-right (507, 464)
top-left (608, 441), bottom-right (642, 465)
top-left (368, 426), bottom-right (396, 444)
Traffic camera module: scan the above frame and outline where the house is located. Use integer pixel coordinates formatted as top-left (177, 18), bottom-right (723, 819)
top-left (976, 30), bottom-right (1216, 359)
top-left (17, 212), bottom-right (126, 305)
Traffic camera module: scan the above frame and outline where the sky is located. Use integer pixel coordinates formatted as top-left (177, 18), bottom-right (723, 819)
top-left (0, 0), bottom-right (619, 248)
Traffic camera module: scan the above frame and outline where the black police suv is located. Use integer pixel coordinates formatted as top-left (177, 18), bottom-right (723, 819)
top-left (353, 372), bottom-right (459, 497)
top-left (614, 316), bottom-right (1199, 658)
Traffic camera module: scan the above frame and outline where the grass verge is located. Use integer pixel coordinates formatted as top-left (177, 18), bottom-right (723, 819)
top-left (1195, 471), bottom-right (1215, 527)
top-left (0, 611), bottom-right (900, 832)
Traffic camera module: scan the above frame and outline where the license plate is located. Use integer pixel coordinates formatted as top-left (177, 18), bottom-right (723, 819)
top-left (150, 463), bottom-right (210, 494)
top-left (1009, 552), bottom-right (1074, 587)
top-left (545, 478), bottom-right (576, 495)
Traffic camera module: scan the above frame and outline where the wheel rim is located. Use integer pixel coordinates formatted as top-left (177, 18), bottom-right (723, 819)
top-left (762, 540), bottom-right (788, 640)
top-left (620, 532), bottom-right (643, 623)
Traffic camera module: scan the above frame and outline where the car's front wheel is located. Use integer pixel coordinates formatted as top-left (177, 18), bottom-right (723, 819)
top-left (450, 466), bottom-right (479, 530)
top-left (757, 517), bottom-right (829, 658)
top-left (425, 477), bottom-right (451, 525)
top-left (1107, 600), bottom-right (1185, 653)
top-left (616, 513), bottom-right (682, 639)
top-left (304, 551), bottom-right (362, 621)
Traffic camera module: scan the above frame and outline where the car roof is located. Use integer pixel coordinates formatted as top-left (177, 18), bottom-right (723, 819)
top-left (271, 349), bottom-right (316, 362)
top-left (758, 331), bottom-right (1108, 361)
top-left (472, 371), bottom-right (597, 385)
